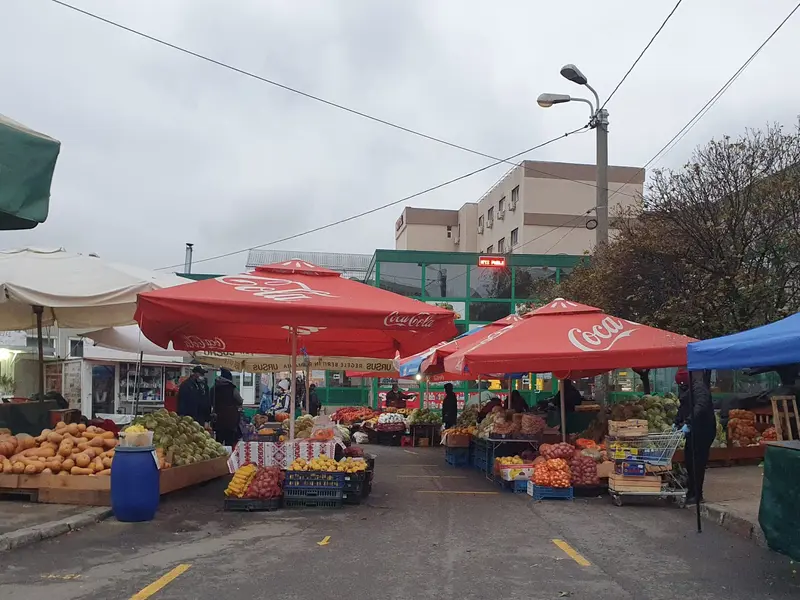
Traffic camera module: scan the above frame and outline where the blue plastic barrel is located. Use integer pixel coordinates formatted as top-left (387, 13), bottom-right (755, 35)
top-left (111, 445), bottom-right (160, 522)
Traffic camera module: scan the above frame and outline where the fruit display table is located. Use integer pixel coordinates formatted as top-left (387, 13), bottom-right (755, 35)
top-left (227, 441), bottom-right (338, 472)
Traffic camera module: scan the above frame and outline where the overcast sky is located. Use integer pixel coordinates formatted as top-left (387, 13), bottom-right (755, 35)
top-left (2, 0), bottom-right (799, 274)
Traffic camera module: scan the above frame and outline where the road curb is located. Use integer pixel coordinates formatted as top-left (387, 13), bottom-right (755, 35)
top-left (0, 507), bottom-right (112, 553)
top-left (700, 502), bottom-right (766, 547)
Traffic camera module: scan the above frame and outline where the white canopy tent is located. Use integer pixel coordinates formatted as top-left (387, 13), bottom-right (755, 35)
top-left (0, 248), bottom-right (188, 396)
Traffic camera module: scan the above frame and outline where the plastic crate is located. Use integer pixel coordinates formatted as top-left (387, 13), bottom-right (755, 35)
top-left (499, 479), bottom-right (529, 494)
top-left (445, 447), bottom-right (470, 467)
top-left (284, 497), bottom-right (343, 509)
top-left (528, 483), bottom-right (574, 501)
top-left (365, 454), bottom-right (376, 472)
top-left (343, 483), bottom-right (365, 504)
top-left (362, 480), bottom-right (372, 498)
top-left (284, 487), bottom-right (343, 500)
top-left (284, 471), bottom-right (345, 490)
top-left (343, 472), bottom-right (367, 493)
top-left (223, 497), bottom-right (282, 512)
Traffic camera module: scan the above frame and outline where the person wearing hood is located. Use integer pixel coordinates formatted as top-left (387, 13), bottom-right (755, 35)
top-left (441, 383), bottom-right (458, 429)
top-left (211, 368), bottom-right (244, 446)
top-left (178, 366), bottom-right (211, 427)
top-left (674, 368), bottom-right (716, 505)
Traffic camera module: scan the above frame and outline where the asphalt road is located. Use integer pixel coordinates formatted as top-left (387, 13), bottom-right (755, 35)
top-left (0, 446), bottom-right (797, 600)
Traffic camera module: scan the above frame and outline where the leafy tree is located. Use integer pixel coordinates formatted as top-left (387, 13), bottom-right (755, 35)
top-left (533, 121), bottom-right (800, 341)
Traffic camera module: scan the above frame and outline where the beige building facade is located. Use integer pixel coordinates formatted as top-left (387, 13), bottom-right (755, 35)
top-left (394, 160), bottom-right (644, 255)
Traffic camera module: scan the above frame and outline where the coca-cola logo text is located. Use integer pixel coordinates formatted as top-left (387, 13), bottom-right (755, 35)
top-left (568, 317), bottom-right (636, 352)
top-left (383, 312), bottom-right (436, 328)
top-left (182, 335), bottom-right (227, 351)
top-left (217, 275), bottom-right (336, 303)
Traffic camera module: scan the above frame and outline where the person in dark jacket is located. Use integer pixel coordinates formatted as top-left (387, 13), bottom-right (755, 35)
top-left (478, 396), bottom-right (503, 423)
top-left (441, 383), bottom-right (458, 429)
top-left (674, 368), bottom-right (716, 504)
top-left (211, 368), bottom-right (244, 446)
top-left (509, 390), bottom-right (529, 413)
top-left (308, 384), bottom-right (321, 416)
top-left (386, 384), bottom-right (414, 409)
top-left (177, 366), bottom-right (211, 426)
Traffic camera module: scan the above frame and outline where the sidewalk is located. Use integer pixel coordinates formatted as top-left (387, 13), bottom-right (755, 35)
top-left (701, 465), bottom-right (766, 546)
top-left (0, 501), bottom-right (110, 552)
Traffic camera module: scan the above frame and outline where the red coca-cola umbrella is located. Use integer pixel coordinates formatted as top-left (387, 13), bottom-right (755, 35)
top-left (443, 299), bottom-right (695, 440)
top-left (135, 260), bottom-right (457, 438)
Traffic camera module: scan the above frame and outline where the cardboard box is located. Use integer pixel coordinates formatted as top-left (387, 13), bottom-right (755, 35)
top-left (596, 461), bottom-right (615, 479)
top-left (609, 473), bottom-right (662, 493)
top-left (608, 419), bottom-right (648, 438)
top-left (615, 460), bottom-right (646, 477)
top-left (444, 434), bottom-right (471, 448)
top-left (498, 464), bottom-right (534, 481)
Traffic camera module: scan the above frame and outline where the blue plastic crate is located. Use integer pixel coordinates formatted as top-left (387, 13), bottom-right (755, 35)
top-left (284, 487), bottom-right (343, 500)
top-left (510, 479), bottom-right (529, 494)
top-left (532, 485), bottom-right (574, 501)
top-left (445, 447), bottom-right (470, 467)
top-left (284, 471), bottom-right (345, 490)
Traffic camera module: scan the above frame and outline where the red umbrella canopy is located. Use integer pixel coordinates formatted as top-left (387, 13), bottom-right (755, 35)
top-left (419, 314), bottom-right (522, 375)
top-left (135, 260), bottom-right (457, 357)
top-left (443, 298), bottom-right (696, 377)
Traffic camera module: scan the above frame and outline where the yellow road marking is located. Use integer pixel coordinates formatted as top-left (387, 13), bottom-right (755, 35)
top-left (552, 539), bottom-right (591, 566)
top-left (317, 536), bottom-right (331, 546)
top-left (417, 490), bottom-right (499, 495)
top-left (42, 574), bottom-right (81, 580)
top-left (397, 475), bottom-right (467, 478)
top-left (130, 564), bottom-right (191, 600)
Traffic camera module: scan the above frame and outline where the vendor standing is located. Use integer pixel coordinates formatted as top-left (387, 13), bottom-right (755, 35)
top-left (441, 383), bottom-right (458, 429)
top-left (674, 369), bottom-right (715, 505)
top-left (177, 366), bottom-right (211, 427)
top-left (386, 383), bottom-right (414, 409)
top-left (211, 368), bottom-right (244, 446)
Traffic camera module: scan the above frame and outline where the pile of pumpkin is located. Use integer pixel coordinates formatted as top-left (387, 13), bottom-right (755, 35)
top-left (0, 422), bottom-right (117, 476)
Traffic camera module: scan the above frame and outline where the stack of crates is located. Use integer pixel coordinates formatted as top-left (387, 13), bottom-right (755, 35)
top-left (445, 447), bottom-right (470, 467)
top-left (283, 471), bottom-right (345, 509)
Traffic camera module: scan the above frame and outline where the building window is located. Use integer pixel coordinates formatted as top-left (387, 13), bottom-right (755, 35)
top-left (487, 207), bottom-right (494, 223)
top-left (378, 262), bottom-right (423, 297)
top-left (424, 264), bottom-right (467, 298)
top-left (446, 226), bottom-right (452, 238)
top-left (499, 197), bottom-right (505, 212)
top-left (69, 338), bottom-right (84, 358)
top-left (487, 244), bottom-right (493, 254)
top-left (498, 238), bottom-right (506, 253)
top-left (469, 301), bottom-right (513, 321)
top-left (514, 266), bottom-right (556, 299)
top-left (26, 336), bottom-right (55, 352)
top-left (511, 185), bottom-right (519, 205)
top-left (511, 228), bottom-right (519, 247)
top-left (478, 215), bottom-right (484, 229)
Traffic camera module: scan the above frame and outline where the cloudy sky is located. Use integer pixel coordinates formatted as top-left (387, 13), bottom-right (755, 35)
top-left (2, 0), bottom-right (799, 274)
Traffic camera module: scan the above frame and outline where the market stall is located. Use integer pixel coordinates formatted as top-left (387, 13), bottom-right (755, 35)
top-left (688, 313), bottom-right (800, 556)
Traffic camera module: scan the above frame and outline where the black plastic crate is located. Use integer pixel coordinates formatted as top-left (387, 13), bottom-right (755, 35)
top-left (343, 482), bottom-right (365, 504)
top-left (224, 497), bottom-right (282, 512)
top-left (362, 480), bottom-right (372, 498)
top-left (343, 471), bottom-right (367, 493)
top-left (365, 454), bottom-right (376, 472)
top-left (284, 487), bottom-right (343, 500)
top-left (284, 497), bottom-right (343, 509)
top-left (284, 471), bottom-right (345, 490)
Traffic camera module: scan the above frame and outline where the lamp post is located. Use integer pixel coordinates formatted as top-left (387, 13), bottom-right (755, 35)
top-left (537, 64), bottom-right (609, 245)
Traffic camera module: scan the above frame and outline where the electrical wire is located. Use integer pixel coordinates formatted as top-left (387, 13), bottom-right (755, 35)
top-left (49, 0), bottom-right (633, 197)
top-left (601, 0), bottom-right (684, 110)
top-left (156, 126), bottom-right (590, 270)
top-left (605, 0), bottom-right (800, 204)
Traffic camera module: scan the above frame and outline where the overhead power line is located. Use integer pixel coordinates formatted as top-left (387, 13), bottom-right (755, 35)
top-left (157, 126), bottom-right (590, 270)
top-left (50, 0), bottom-right (633, 196)
top-left (604, 0), bottom-right (800, 205)
top-left (601, 0), bottom-right (685, 109)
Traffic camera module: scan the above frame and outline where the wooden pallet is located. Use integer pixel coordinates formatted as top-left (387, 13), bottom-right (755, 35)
top-left (609, 473), bottom-right (662, 493)
top-left (608, 420), bottom-right (648, 438)
top-left (0, 456), bottom-right (230, 506)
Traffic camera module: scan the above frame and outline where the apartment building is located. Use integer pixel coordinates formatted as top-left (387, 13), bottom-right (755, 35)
top-left (394, 160), bottom-right (644, 255)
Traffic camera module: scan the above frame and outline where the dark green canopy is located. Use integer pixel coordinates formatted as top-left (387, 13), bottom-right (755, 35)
top-left (0, 114), bottom-right (60, 230)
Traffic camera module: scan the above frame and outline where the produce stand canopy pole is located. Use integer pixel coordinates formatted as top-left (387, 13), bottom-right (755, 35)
top-left (290, 327), bottom-right (297, 441)
top-left (688, 374), bottom-right (701, 533)
top-left (560, 378), bottom-right (567, 442)
top-left (33, 305), bottom-right (45, 399)
top-left (305, 363), bottom-right (311, 414)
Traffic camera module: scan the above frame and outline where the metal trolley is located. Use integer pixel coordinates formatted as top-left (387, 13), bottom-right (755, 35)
top-left (606, 430), bottom-right (687, 508)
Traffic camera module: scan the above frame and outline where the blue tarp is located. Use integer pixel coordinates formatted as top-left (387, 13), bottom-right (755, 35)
top-left (398, 327), bottom-right (483, 377)
top-left (686, 313), bottom-right (800, 371)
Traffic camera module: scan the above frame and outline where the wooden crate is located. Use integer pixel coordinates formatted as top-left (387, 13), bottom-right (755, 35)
top-left (672, 444), bottom-right (765, 466)
top-left (0, 456), bottom-right (230, 506)
top-left (608, 419), bottom-right (648, 438)
top-left (608, 473), bottom-right (662, 493)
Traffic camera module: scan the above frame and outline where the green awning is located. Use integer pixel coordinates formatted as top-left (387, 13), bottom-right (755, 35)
top-left (0, 114), bottom-right (60, 230)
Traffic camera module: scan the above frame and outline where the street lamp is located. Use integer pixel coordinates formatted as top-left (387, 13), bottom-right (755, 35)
top-left (538, 63), bottom-right (609, 246)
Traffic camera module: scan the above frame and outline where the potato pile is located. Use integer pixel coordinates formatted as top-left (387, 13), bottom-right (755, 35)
top-left (0, 422), bottom-right (117, 476)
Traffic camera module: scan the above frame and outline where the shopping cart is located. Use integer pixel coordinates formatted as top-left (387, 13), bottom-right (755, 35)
top-left (605, 429), bottom-right (687, 507)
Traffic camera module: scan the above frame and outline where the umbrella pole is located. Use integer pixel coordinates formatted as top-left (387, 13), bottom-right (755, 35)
top-left (688, 372), bottom-right (702, 533)
top-left (560, 379), bottom-right (567, 442)
top-left (289, 327), bottom-right (297, 442)
top-left (133, 351), bottom-right (143, 417)
top-left (305, 363), bottom-right (310, 414)
top-left (33, 306), bottom-right (45, 399)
